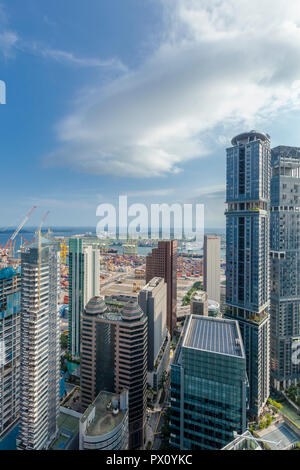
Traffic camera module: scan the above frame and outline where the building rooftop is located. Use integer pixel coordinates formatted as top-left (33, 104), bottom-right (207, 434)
top-left (51, 409), bottom-right (80, 450)
top-left (272, 145), bottom-right (300, 159)
top-left (222, 431), bottom-right (262, 450)
top-left (183, 315), bottom-right (244, 358)
top-left (81, 391), bottom-right (127, 437)
top-left (191, 290), bottom-right (207, 302)
top-left (85, 296), bottom-right (107, 315)
top-left (29, 235), bottom-right (58, 249)
top-left (231, 130), bottom-right (270, 146)
top-left (143, 277), bottom-right (164, 291)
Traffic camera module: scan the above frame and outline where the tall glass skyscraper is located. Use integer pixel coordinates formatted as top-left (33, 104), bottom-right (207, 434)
top-left (225, 131), bottom-right (270, 417)
top-left (270, 146), bottom-right (300, 390)
top-left (170, 315), bottom-right (248, 450)
top-left (68, 238), bottom-right (100, 359)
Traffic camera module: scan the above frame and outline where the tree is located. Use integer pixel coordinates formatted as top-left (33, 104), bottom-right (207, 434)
top-left (60, 333), bottom-right (68, 349)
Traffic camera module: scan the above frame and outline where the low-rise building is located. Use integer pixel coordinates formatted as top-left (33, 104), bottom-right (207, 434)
top-left (79, 390), bottom-right (129, 450)
top-left (190, 290), bottom-right (208, 316)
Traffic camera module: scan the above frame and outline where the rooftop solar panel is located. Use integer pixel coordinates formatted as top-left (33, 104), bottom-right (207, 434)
top-left (183, 315), bottom-right (244, 357)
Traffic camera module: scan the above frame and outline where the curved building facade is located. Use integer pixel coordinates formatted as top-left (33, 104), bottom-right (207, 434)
top-left (80, 390), bottom-right (129, 450)
top-left (80, 297), bottom-right (147, 449)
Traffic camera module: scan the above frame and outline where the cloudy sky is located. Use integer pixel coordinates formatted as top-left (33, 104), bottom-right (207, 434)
top-left (1, 0), bottom-right (300, 229)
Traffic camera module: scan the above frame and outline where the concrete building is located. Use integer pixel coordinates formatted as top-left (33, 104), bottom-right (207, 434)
top-left (170, 315), bottom-right (248, 450)
top-left (80, 390), bottom-right (129, 450)
top-left (208, 299), bottom-right (220, 317)
top-left (50, 408), bottom-right (81, 450)
top-left (146, 240), bottom-right (177, 335)
top-left (138, 277), bottom-right (170, 391)
top-left (17, 237), bottom-right (60, 450)
top-left (80, 297), bottom-right (147, 449)
top-left (270, 146), bottom-right (300, 389)
top-left (0, 267), bottom-right (21, 437)
top-left (203, 235), bottom-right (221, 304)
top-left (190, 290), bottom-right (208, 316)
top-left (225, 131), bottom-right (271, 417)
top-left (68, 238), bottom-right (100, 359)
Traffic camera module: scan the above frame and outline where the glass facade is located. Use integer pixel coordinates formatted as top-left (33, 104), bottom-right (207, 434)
top-left (170, 316), bottom-right (248, 450)
top-left (270, 147), bottom-right (300, 389)
top-left (225, 131), bottom-right (270, 417)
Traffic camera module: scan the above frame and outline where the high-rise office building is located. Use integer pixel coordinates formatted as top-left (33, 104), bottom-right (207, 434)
top-left (68, 238), bottom-right (100, 358)
top-left (270, 146), bottom-right (300, 389)
top-left (17, 237), bottom-right (60, 450)
top-left (138, 277), bottom-right (170, 391)
top-left (80, 297), bottom-right (147, 449)
top-left (0, 267), bottom-right (21, 437)
top-left (203, 235), bottom-right (221, 304)
top-left (225, 131), bottom-right (271, 417)
top-left (170, 315), bottom-right (248, 450)
top-left (146, 241), bottom-right (177, 334)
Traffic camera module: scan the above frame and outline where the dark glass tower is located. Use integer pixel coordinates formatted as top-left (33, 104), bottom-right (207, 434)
top-left (170, 315), bottom-right (248, 450)
top-left (225, 131), bottom-right (270, 417)
top-left (270, 146), bottom-right (300, 389)
top-left (146, 240), bottom-right (177, 334)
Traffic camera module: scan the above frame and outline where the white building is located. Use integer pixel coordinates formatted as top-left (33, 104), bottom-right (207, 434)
top-left (138, 277), bottom-right (170, 391)
top-left (0, 267), bottom-right (21, 437)
top-left (203, 235), bottom-right (221, 304)
top-left (17, 237), bottom-right (60, 450)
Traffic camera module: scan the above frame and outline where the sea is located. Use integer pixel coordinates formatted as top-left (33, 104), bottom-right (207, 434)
top-left (0, 227), bottom-right (226, 258)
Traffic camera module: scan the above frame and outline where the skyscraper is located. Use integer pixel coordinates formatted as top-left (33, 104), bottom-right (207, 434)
top-left (146, 240), bottom-right (177, 334)
top-left (138, 277), bottom-right (170, 391)
top-left (270, 146), bottom-right (300, 389)
top-left (80, 297), bottom-right (147, 449)
top-left (17, 237), bottom-right (60, 450)
top-left (203, 235), bottom-right (221, 304)
top-left (68, 238), bottom-right (100, 358)
top-left (0, 267), bottom-right (21, 437)
top-left (225, 130), bottom-right (271, 417)
top-left (170, 315), bottom-right (248, 450)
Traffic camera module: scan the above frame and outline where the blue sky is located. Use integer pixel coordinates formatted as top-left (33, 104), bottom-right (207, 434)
top-left (1, 0), bottom-right (300, 229)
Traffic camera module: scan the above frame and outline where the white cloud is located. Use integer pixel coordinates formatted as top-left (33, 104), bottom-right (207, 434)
top-left (0, 3), bottom-right (125, 70)
top-left (37, 47), bottom-right (127, 71)
top-left (0, 30), bottom-right (18, 57)
top-left (125, 188), bottom-right (175, 197)
top-left (43, 1), bottom-right (300, 177)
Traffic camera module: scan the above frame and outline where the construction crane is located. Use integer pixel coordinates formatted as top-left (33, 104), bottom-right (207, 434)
top-left (5, 205), bottom-right (37, 261)
top-left (20, 234), bottom-right (29, 249)
top-left (5, 205), bottom-right (37, 249)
